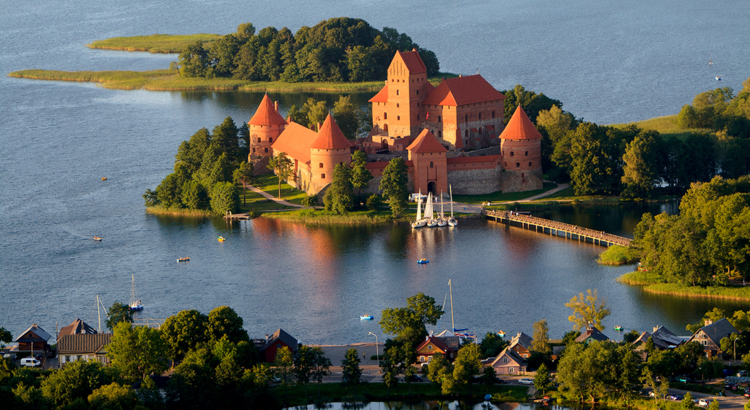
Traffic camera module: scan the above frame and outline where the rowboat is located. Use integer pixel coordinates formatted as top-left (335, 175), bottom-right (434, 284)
top-left (218, 236), bottom-right (225, 242)
top-left (93, 236), bottom-right (102, 241)
top-left (360, 315), bottom-right (374, 321)
top-left (177, 257), bottom-right (190, 262)
top-left (417, 259), bottom-right (429, 264)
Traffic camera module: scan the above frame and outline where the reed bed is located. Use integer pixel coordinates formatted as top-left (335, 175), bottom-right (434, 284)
top-left (597, 245), bottom-right (640, 265)
top-left (262, 209), bottom-right (395, 225)
top-left (87, 34), bottom-right (223, 53)
top-left (145, 206), bottom-right (214, 217)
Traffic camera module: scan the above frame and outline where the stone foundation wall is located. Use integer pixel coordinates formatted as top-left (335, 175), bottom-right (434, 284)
top-left (360, 174), bottom-right (415, 196)
top-left (447, 166), bottom-right (502, 195)
top-left (251, 156), bottom-right (273, 176)
top-left (501, 169), bottom-right (543, 193)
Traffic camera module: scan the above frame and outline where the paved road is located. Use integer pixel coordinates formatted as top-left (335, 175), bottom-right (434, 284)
top-left (647, 387), bottom-right (748, 410)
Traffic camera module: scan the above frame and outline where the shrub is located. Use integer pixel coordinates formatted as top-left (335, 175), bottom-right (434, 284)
top-left (301, 195), bottom-right (318, 207)
top-left (366, 194), bottom-right (383, 211)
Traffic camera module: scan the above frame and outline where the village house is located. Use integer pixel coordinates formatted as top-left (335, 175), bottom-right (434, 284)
top-left (415, 336), bottom-right (456, 364)
top-left (58, 318), bottom-right (97, 338)
top-left (488, 346), bottom-right (527, 375)
top-left (508, 332), bottom-right (533, 359)
top-left (575, 327), bottom-right (610, 344)
top-left (259, 328), bottom-right (300, 363)
top-left (632, 325), bottom-right (685, 351)
top-left (57, 333), bottom-right (113, 366)
top-left (686, 318), bottom-right (737, 358)
top-left (14, 324), bottom-right (51, 354)
top-left (250, 50), bottom-right (544, 198)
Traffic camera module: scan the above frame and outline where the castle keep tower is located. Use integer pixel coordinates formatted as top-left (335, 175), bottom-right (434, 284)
top-left (310, 114), bottom-right (352, 192)
top-left (407, 129), bottom-right (448, 195)
top-left (248, 94), bottom-right (287, 160)
top-left (499, 106), bottom-right (543, 193)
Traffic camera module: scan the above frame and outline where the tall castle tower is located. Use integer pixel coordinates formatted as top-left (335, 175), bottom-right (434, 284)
top-left (248, 94), bottom-right (287, 161)
top-left (407, 129), bottom-right (448, 195)
top-left (499, 106), bottom-right (543, 193)
top-left (309, 114), bottom-right (352, 192)
top-left (370, 50), bottom-right (432, 139)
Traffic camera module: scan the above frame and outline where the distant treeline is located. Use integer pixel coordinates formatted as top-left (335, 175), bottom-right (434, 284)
top-left (177, 18), bottom-right (440, 82)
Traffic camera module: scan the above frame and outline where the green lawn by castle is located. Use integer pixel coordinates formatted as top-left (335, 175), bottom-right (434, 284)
top-left (609, 114), bottom-right (713, 140)
top-left (618, 271), bottom-right (750, 301)
top-left (87, 34), bottom-right (223, 53)
top-left (452, 182), bottom-right (557, 204)
top-left (8, 69), bottom-right (385, 92)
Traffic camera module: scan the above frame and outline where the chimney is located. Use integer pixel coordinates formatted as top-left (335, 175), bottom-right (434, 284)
top-left (426, 335), bottom-right (429, 341)
top-left (265, 334), bottom-right (269, 341)
top-left (316, 122), bottom-right (321, 132)
top-left (653, 326), bottom-right (659, 333)
top-left (704, 319), bottom-right (713, 326)
top-left (274, 101), bottom-right (279, 112)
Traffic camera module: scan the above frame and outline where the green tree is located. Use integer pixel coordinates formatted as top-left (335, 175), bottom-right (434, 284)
top-left (181, 180), bottom-right (209, 210)
top-left (274, 346), bottom-right (294, 386)
top-left (566, 289), bottom-right (611, 331)
top-left (531, 319), bottom-right (551, 354)
top-left (323, 163), bottom-right (355, 214)
top-left (481, 365), bottom-right (497, 386)
top-left (379, 293), bottom-right (444, 344)
top-left (333, 95), bottom-right (361, 139)
top-left (341, 348), bottom-right (362, 385)
top-left (452, 343), bottom-right (482, 394)
top-left (108, 322), bottom-right (168, 383)
top-left (479, 332), bottom-right (509, 357)
top-left (161, 309), bottom-right (209, 362)
top-left (0, 327), bottom-right (11, 348)
top-left (88, 382), bottom-right (137, 410)
top-left (105, 301), bottom-right (133, 332)
top-left (175, 128), bottom-right (211, 174)
top-left (210, 181), bottom-right (239, 214)
top-left (556, 341), bottom-right (615, 403)
top-left (301, 98), bottom-right (329, 130)
top-left (621, 130), bottom-right (663, 199)
top-left (366, 194), bottom-right (383, 211)
top-left (211, 117), bottom-right (240, 162)
top-left (350, 150), bottom-right (373, 203)
top-left (267, 152), bottom-right (293, 198)
top-left (427, 353), bottom-right (451, 385)
top-left (40, 360), bottom-right (113, 408)
top-left (165, 348), bottom-right (216, 410)
top-left (206, 306), bottom-right (248, 344)
top-left (534, 363), bottom-right (553, 395)
top-left (178, 41), bottom-right (209, 78)
top-left (232, 161), bottom-right (255, 205)
top-left (379, 157), bottom-right (409, 217)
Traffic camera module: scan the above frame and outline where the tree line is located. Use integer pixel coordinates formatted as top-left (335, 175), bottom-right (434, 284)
top-left (631, 175), bottom-right (750, 286)
top-left (177, 18), bottom-right (440, 82)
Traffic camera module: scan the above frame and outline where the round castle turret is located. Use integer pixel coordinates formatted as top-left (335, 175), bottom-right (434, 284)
top-left (499, 106), bottom-right (543, 192)
top-left (310, 114), bottom-right (352, 192)
top-left (248, 94), bottom-right (287, 160)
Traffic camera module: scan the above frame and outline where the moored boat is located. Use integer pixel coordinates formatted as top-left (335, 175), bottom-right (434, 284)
top-left (411, 192), bottom-right (427, 228)
top-left (93, 236), bottom-right (102, 241)
top-left (218, 236), bottom-right (225, 242)
top-left (177, 257), bottom-right (190, 262)
top-left (417, 258), bottom-right (430, 264)
top-left (360, 315), bottom-right (374, 320)
top-left (448, 185), bottom-right (458, 227)
top-left (129, 274), bottom-right (144, 311)
top-left (614, 325), bottom-right (623, 331)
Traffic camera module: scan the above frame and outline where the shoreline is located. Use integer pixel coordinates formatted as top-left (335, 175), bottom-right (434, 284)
top-left (617, 271), bottom-right (750, 302)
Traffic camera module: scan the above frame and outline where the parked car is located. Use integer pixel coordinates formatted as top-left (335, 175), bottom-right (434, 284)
top-left (667, 394), bottom-right (683, 401)
top-left (3, 353), bottom-right (16, 360)
top-left (738, 370), bottom-right (749, 377)
top-left (20, 358), bottom-right (41, 367)
top-left (699, 399), bottom-right (714, 407)
top-left (744, 392), bottom-right (750, 398)
top-left (518, 378), bottom-right (534, 385)
top-left (495, 377), bottom-right (506, 384)
top-left (402, 375), bottom-right (422, 383)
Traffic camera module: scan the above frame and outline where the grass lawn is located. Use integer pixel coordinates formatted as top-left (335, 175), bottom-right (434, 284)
top-left (253, 174), bottom-right (308, 205)
top-left (86, 34), bottom-right (223, 53)
top-left (277, 382), bottom-right (528, 407)
top-left (609, 114), bottom-right (713, 140)
top-left (453, 182), bottom-right (558, 204)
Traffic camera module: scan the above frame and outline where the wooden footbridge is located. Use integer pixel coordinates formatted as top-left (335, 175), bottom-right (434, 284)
top-left (483, 209), bottom-right (631, 247)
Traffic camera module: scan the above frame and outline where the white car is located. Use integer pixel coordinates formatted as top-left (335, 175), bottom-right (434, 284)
top-left (518, 378), bottom-right (534, 385)
top-left (20, 358), bottom-right (41, 367)
top-left (698, 399), bottom-right (713, 408)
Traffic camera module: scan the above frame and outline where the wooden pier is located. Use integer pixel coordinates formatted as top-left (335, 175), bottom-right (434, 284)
top-left (223, 212), bottom-right (250, 220)
top-left (483, 209), bottom-right (631, 247)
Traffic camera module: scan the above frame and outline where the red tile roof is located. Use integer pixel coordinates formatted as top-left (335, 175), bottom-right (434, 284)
top-left (422, 75), bottom-right (505, 106)
top-left (396, 50), bottom-right (427, 74)
top-left (447, 155), bottom-right (502, 164)
top-left (416, 336), bottom-right (453, 354)
top-left (271, 122), bottom-right (318, 164)
top-left (499, 106), bottom-right (542, 140)
top-left (248, 94), bottom-right (287, 126)
top-left (364, 162), bottom-right (389, 170)
top-left (369, 84), bottom-right (388, 103)
top-left (310, 114), bottom-right (351, 150)
top-left (407, 129), bottom-right (448, 154)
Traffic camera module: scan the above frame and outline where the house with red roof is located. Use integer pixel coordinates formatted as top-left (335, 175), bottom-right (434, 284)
top-left (415, 336), bottom-right (456, 365)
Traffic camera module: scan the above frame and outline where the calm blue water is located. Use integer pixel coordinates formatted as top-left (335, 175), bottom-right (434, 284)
top-left (1, 0), bottom-right (749, 344)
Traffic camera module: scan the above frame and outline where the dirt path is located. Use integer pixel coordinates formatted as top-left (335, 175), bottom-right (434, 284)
top-left (243, 182), bottom-right (305, 208)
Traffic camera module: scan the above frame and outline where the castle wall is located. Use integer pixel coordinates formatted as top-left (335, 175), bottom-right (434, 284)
top-left (249, 123), bottom-right (285, 160)
top-left (447, 165), bottom-right (502, 195)
top-left (501, 169), bottom-right (543, 193)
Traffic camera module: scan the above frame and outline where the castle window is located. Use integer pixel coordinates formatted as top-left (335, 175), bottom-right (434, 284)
top-left (525, 151), bottom-right (528, 156)
top-left (397, 103), bottom-right (399, 107)
top-left (430, 161), bottom-right (434, 168)
top-left (265, 148), bottom-right (268, 153)
top-left (383, 124), bottom-right (388, 132)
top-left (397, 89), bottom-right (400, 95)
top-left (492, 111), bottom-right (495, 118)
top-left (384, 113), bottom-right (387, 119)
top-left (257, 138), bottom-right (261, 143)
top-left (465, 115), bottom-right (468, 122)
top-left (397, 116), bottom-right (400, 120)
top-left (416, 90), bottom-right (419, 95)
top-left (439, 131), bottom-right (442, 138)
top-left (522, 173), bottom-right (525, 177)
top-left (479, 127), bottom-right (482, 133)
top-left (529, 162), bottom-right (532, 167)
top-left (417, 115), bottom-right (420, 120)
top-left (438, 115), bottom-right (442, 123)
top-left (465, 130), bottom-right (468, 137)
top-left (252, 148), bottom-right (255, 153)
top-left (319, 163), bottom-right (323, 168)
top-left (516, 163), bottom-right (520, 168)
top-left (479, 113), bottom-right (482, 120)
top-left (504, 162), bottom-right (507, 166)
top-left (269, 137), bottom-right (272, 142)
top-left (510, 151), bottom-right (514, 156)
top-left (321, 174), bottom-right (325, 179)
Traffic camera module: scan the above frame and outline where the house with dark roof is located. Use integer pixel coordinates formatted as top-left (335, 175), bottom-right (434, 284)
top-left (488, 347), bottom-right (527, 375)
top-left (259, 329), bottom-right (300, 363)
top-left (57, 333), bottom-right (112, 366)
top-left (632, 325), bottom-right (685, 351)
top-left (509, 332), bottom-right (533, 359)
top-left (58, 319), bottom-right (97, 338)
top-left (14, 324), bottom-right (51, 352)
top-left (415, 336), bottom-right (456, 364)
top-left (575, 327), bottom-right (610, 344)
top-left (686, 318), bottom-right (737, 358)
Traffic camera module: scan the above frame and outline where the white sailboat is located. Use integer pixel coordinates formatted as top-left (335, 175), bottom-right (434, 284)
top-left (448, 185), bottom-right (458, 227)
top-left (425, 192), bottom-right (438, 227)
top-left (129, 274), bottom-right (143, 311)
top-left (437, 192), bottom-right (447, 227)
top-left (411, 191), bottom-right (426, 228)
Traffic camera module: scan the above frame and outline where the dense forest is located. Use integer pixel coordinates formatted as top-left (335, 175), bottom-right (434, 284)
top-left (177, 18), bottom-right (440, 82)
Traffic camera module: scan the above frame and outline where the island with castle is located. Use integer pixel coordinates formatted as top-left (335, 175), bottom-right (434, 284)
top-left (247, 49), bottom-right (544, 199)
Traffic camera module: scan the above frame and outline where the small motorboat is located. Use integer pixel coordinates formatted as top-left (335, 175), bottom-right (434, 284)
top-left (101, 177), bottom-right (107, 181)
top-left (218, 236), bottom-right (225, 242)
top-left (177, 257), bottom-right (190, 263)
top-left (497, 330), bottom-right (506, 338)
top-left (716, 76), bottom-right (722, 81)
top-left (93, 236), bottom-right (102, 241)
top-left (614, 325), bottom-right (623, 331)
top-left (360, 315), bottom-right (374, 321)
top-left (129, 300), bottom-right (144, 311)
top-left (417, 258), bottom-right (429, 264)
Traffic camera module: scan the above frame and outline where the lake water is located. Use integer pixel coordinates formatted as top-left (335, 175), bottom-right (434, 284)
top-left (288, 402), bottom-right (606, 410)
top-left (1, 0), bottom-right (749, 344)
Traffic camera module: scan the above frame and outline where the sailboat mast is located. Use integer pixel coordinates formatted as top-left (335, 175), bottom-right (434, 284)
top-left (97, 295), bottom-right (101, 332)
top-left (131, 274), bottom-right (135, 305)
top-left (440, 191), bottom-right (444, 218)
top-left (449, 279), bottom-right (455, 331)
top-left (450, 185), bottom-right (454, 218)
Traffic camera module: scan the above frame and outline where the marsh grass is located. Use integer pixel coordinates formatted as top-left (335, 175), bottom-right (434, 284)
top-left (597, 245), bottom-right (640, 265)
top-left (262, 209), bottom-right (396, 225)
top-left (145, 206), bottom-right (213, 217)
top-left (86, 34), bottom-right (223, 53)
top-left (618, 271), bottom-right (750, 301)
